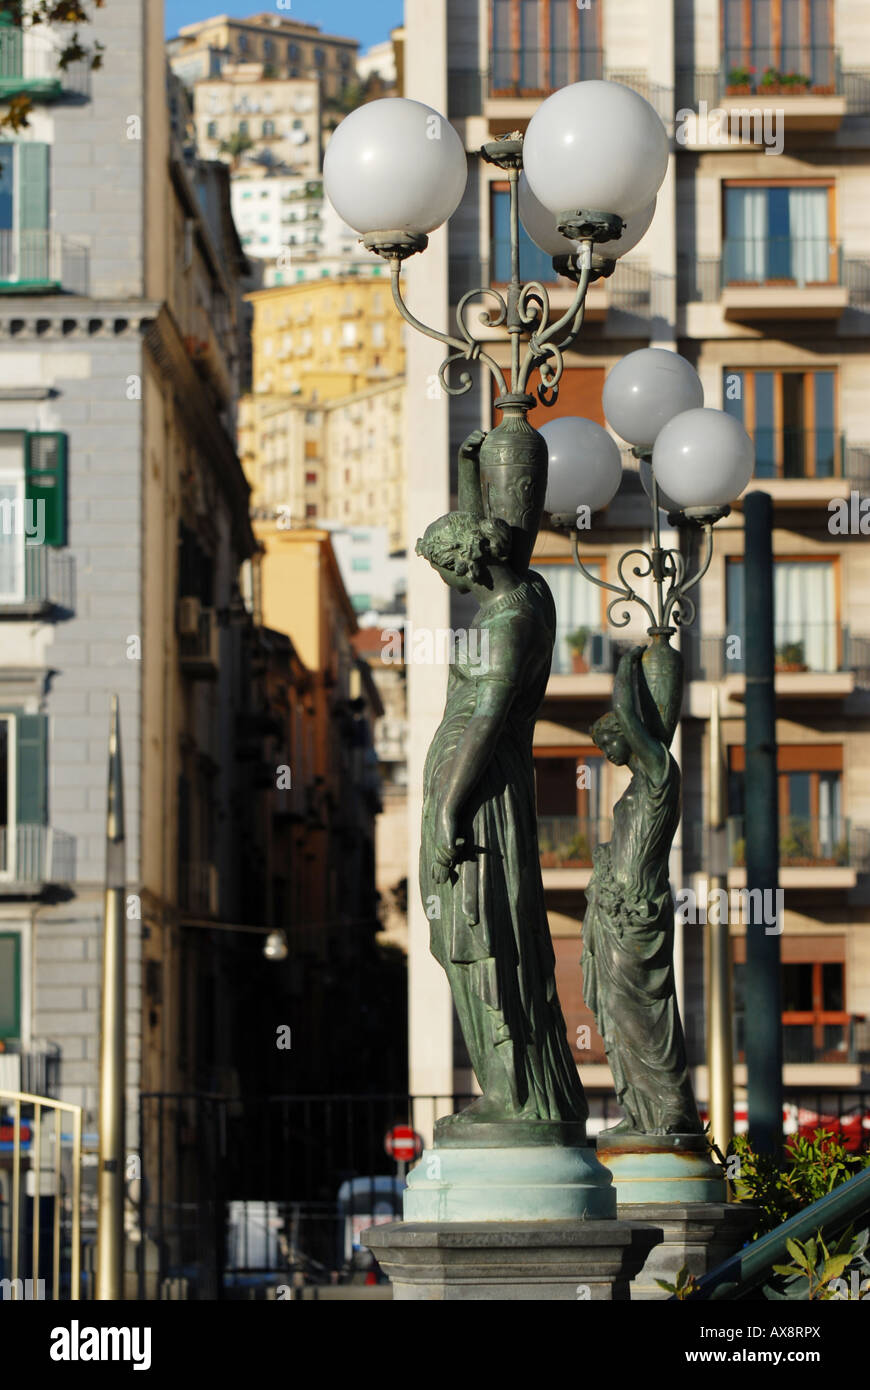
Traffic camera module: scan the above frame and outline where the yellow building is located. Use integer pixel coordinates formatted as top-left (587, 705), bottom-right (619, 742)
top-left (239, 377), bottom-right (405, 551)
top-left (245, 275), bottom-right (405, 402)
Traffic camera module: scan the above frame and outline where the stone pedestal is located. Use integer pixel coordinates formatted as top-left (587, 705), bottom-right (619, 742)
top-left (618, 1202), bottom-right (757, 1299)
top-left (363, 1220), bottom-right (661, 1301)
top-left (596, 1131), bottom-right (727, 1204)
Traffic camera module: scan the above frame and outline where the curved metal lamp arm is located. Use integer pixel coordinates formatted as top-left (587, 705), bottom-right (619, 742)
top-left (389, 259), bottom-right (509, 398)
top-left (517, 245), bottom-right (592, 398)
top-left (570, 529), bottom-right (658, 630)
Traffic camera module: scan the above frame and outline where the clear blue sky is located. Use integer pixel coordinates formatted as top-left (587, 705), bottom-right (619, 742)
top-left (165, 1), bottom-right (404, 51)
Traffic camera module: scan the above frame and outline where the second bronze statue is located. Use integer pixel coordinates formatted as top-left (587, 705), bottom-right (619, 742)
top-left (583, 637), bottom-right (702, 1136)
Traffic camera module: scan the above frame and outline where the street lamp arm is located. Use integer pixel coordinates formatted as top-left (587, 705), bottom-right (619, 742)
top-left (389, 259), bottom-right (509, 398)
top-left (517, 246), bottom-right (592, 397)
top-left (569, 529), bottom-right (658, 631)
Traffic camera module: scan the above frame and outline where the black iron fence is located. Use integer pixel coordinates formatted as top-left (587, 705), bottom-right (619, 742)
top-left (137, 1088), bottom-right (870, 1298)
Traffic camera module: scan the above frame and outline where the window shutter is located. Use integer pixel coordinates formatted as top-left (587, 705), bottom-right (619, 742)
top-left (0, 933), bottom-right (21, 1039)
top-left (25, 432), bottom-right (66, 546)
top-left (17, 142), bottom-right (49, 231)
top-left (16, 713), bottom-right (47, 827)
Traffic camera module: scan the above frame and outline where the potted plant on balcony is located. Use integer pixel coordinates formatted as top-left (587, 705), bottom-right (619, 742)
top-left (567, 625), bottom-right (591, 673)
top-left (775, 639), bottom-right (808, 672)
top-left (759, 65), bottom-right (783, 93)
top-left (726, 64), bottom-right (755, 94)
top-left (560, 831), bottom-right (591, 868)
top-left (780, 70), bottom-right (812, 94)
top-left (538, 830), bottom-right (558, 869)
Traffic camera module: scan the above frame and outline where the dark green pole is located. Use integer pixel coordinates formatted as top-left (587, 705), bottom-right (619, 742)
top-left (743, 492), bottom-right (783, 1154)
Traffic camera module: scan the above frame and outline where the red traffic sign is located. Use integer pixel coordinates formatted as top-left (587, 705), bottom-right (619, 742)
top-left (385, 1124), bottom-right (423, 1163)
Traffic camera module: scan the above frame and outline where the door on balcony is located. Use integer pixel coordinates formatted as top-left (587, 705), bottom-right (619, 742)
top-left (723, 368), bottom-right (837, 478)
top-left (723, 183), bottom-right (834, 286)
top-left (732, 937), bottom-right (848, 1064)
top-left (0, 711), bottom-right (46, 882)
top-left (723, 0), bottom-right (835, 92)
top-left (726, 555), bottom-right (838, 672)
top-left (0, 142), bottom-right (49, 287)
top-left (0, 932), bottom-right (21, 1041)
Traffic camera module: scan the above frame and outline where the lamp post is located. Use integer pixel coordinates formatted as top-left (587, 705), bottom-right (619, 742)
top-left (326, 82), bottom-right (753, 1180)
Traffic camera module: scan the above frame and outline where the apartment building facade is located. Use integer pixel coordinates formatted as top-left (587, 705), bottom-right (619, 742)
top-left (192, 67), bottom-right (322, 180)
top-left (402, 0), bottom-right (870, 1124)
top-left (168, 12), bottom-right (359, 104)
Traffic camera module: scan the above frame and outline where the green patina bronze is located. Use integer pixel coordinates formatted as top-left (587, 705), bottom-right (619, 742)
top-left (416, 434), bottom-right (588, 1133)
top-left (583, 637), bottom-right (702, 1137)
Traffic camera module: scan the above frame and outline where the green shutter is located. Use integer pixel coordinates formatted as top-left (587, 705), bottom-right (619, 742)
top-left (25, 432), bottom-right (66, 546)
top-left (16, 713), bottom-right (47, 827)
top-left (0, 933), bottom-right (21, 1039)
top-left (17, 142), bottom-right (48, 231)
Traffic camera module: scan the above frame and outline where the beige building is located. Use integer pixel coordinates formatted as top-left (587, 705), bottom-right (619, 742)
top-left (400, 0), bottom-right (870, 1129)
top-left (193, 67), bottom-right (321, 178)
top-left (168, 11), bottom-right (358, 103)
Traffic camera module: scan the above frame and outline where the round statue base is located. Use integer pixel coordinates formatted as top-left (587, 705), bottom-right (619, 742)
top-left (403, 1144), bottom-right (616, 1222)
top-left (595, 1132), bottom-right (727, 1204)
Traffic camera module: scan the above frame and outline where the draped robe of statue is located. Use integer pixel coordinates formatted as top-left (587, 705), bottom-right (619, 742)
top-left (419, 569), bottom-right (588, 1124)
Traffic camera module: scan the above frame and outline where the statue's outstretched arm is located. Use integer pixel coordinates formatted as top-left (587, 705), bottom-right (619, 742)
top-left (457, 429), bottom-right (487, 519)
top-left (430, 675), bottom-right (515, 881)
top-left (613, 646), bottom-right (669, 784)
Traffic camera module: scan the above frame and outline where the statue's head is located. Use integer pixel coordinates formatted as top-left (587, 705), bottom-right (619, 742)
top-left (415, 511), bottom-right (512, 592)
top-left (591, 711), bottom-right (630, 767)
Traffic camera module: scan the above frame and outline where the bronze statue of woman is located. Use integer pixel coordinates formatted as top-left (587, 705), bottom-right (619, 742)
top-left (416, 507), bottom-right (588, 1130)
top-left (582, 638), bottom-right (702, 1136)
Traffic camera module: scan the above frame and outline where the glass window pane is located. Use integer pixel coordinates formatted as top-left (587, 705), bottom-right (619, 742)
top-left (786, 771), bottom-right (811, 821)
top-left (814, 371), bottom-right (836, 477)
top-left (822, 962), bottom-right (843, 1011)
top-left (519, 0), bottom-right (542, 89)
top-left (725, 559), bottom-right (745, 651)
top-left (754, 371), bottom-right (776, 477)
top-left (491, 189), bottom-right (512, 282)
top-left (781, 372), bottom-right (806, 477)
top-left (723, 0), bottom-right (745, 68)
top-left (0, 145), bottom-right (13, 232)
top-left (0, 934), bottom-right (20, 1036)
top-left (782, 962), bottom-right (813, 1011)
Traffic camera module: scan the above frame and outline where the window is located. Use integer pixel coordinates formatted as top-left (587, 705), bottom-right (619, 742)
top-left (732, 936), bottom-right (847, 1064)
top-left (0, 932), bottom-right (20, 1038)
top-left (264, 38), bottom-right (274, 58)
top-left (371, 322), bottom-right (386, 347)
top-left (206, 120), bottom-right (217, 140)
top-left (723, 0), bottom-right (836, 92)
top-left (305, 504), bottom-right (317, 518)
top-left (314, 48), bottom-right (326, 67)
top-left (262, 119), bottom-right (275, 138)
top-left (723, 182), bottom-right (834, 286)
top-left (724, 368), bottom-right (838, 478)
top-left (237, 32), bottom-right (249, 53)
top-left (352, 557), bottom-right (372, 572)
top-left (0, 710), bottom-right (47, 877)
top-left (288, 43), bottom-right (299, 61)
top-left (305, 471), bottom-right (317, 485)
top-left (341, 322), bottom-right (356, 347)
top-left (728, 744), bottom-right (845, 863)
top-left (0, 142), bottom-right (51, 287)
top-left (0, 431), bottom-right (67, 602)
top-left (726, 556), bottom-right (838, 672)
top-left (491, 185), bottom-right (557, 284)
top-left (292, 118), bottom-right (304, 130)
top-left (491, 0), bottom-right (601, 95)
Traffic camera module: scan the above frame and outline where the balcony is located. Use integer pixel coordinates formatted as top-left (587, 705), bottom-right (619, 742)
top-left (721, 428), bottom-right (870, 508)
top-left (721, 237), bottom-right (847, 320)
top-left (0, 547), bottom-right (74, 617)
top-left (684, 623), bottom-right (870, 701)
top-left (676, 50), bottom-right (870, 131)
top-left (0, 24), bottom-right (90, 101)
top-left (0, 1042), bottom-right (61, 1097)
top-left (724, 815), bottom-right (869, 890)
top-left (734, 1016), bottom-right (870, 1067)
top-left (538, 815), bottom-right (611, 891)
top-left (0, 825), bottom-right (76, 894)
top-left (178, 605), bottom-right (220, 679)
top-left (473, 51), bottom-right (673, 129)
top-left (0, 230), bottom-right (89, 296)
top-left (678, 248), bottom-right (870, 322)
top-left (547, 628), bottom-right (634, 698)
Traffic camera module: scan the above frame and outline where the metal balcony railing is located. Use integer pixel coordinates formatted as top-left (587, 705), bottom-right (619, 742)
top-left (0, 548), bottom-right (75, 612)
top-left (746, 426), bottom-right (844, 480)
top-left (0, 230), bottom-right (89, 295)
top-left (0, 1041), bottom-right (61, 1097)
top-left (551, 627), bottom-right (634, 677)
top-left (683, 624), bottom-right (870, 684)
top-left (0, 24), bottom-right (90, 98)
top-left (679, 250), bottom-right (870, 305)
top-left (489, 46), bottom-right (604, 98)
top-left (723, 45), bottom-right (841, 94)
top-left (537, 816), bottom-right (612, 869)
top-left (723, 235), bottom-right (840, 288)
top-left (728, 815), bottom-right (870, 872)
top-left (0, 825), bottom-right (75, 888)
